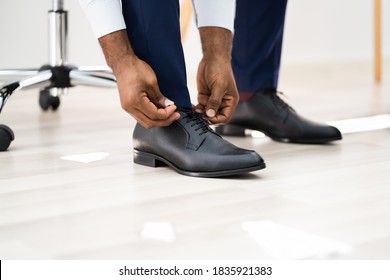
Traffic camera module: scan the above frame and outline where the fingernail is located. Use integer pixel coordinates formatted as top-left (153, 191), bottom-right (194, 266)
top-left (206, 109), bottom-right (215, 118)
top-left (165, 98), bottom-right (174, 107)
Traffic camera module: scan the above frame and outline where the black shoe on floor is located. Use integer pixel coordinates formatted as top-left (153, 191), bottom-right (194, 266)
top-left (216, 89), bottom-right (342, 144)
top-left (133, 109), bottom-right (265, 177)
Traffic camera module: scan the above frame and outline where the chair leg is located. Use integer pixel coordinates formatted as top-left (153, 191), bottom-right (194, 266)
top-left (0, 70), bottom-right (52, 113)
top-left (0, 69), bottom-right (40, 82)
top-left (69, 69), bottom-right (117, 88)
top-left (0, 0), bottom-right (118, 151)
top-left (0, 68), bottom-right (116, 114)
top-left (77, 66), bottom-right (112, 73)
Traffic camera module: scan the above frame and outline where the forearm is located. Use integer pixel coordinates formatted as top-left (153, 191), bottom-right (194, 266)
top-left (98, 30), bottom-right (136, 76)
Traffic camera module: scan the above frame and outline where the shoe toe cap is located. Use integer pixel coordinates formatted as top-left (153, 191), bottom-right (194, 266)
top-left (310, 124), bottom-right (342, 143)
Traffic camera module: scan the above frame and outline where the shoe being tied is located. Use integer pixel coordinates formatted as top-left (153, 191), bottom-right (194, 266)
top-left (216, 89), bottom-right (342, 144)
top-left (133, 109), bottom-right (265, 177)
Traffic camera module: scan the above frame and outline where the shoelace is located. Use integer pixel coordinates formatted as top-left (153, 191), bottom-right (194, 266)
top-left (264, 89), bottom-right (295, 112)
top-left (182, 110), bottom-right (211, 136)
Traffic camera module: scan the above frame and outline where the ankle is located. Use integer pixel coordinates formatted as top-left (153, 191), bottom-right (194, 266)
top-left (239, 91), bottom-right (255, 102)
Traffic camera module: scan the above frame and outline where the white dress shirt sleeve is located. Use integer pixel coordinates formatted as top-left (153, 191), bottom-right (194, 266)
top-left (78, 0), bottom-right (236, 39)
top-left (78, 0), bottom-right (126, 38)
top-left (192, 0), bottom-right (236, 32)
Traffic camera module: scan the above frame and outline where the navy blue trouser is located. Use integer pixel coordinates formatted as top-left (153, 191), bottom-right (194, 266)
top-left (233, 0), bottom-right (288, 92)
top-left (121, 0), bottom-right (288, 108)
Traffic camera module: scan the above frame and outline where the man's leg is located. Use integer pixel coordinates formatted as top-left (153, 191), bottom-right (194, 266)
top-left (122, 0), bottom-right (191, 109)
top-left (122, 0), bottom-right (265, 177)
top-left (216, 0), bottom-right (342, 144)
top-left (232, 0), bottom-right (287, 92)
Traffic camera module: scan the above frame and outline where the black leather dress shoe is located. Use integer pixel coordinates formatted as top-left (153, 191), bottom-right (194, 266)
top-left (216, 89), bottom-right (342, 144)
top-left (133, 110), bottom-right (265, 177)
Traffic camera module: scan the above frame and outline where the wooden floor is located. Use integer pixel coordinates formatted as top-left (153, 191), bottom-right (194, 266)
top-left (0, 60), bottom-right (389, 259)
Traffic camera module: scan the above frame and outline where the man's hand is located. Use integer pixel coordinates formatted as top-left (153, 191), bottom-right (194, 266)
top-left (99, 30), bottom-right (180, 128)
top-left (194, 27), bottom-right (239, 124)
top-left (195, 56), bottom-right (239, 124)
top-left (114, 55), bottom-right (180, 128)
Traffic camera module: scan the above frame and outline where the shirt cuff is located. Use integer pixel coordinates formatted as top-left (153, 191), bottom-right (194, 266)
top-left (79, 0), bottom-right (126, 38)
top-left (192, 0), bottom-right (236, 32)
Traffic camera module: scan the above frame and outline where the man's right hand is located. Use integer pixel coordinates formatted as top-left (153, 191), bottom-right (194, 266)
top-left (115, 55), bottom-right (180, 128)
top-left (99, 30), bottom-right (180, 128)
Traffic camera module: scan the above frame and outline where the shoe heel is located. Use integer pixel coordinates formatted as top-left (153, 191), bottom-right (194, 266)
top-left (215, 125), bottom-right (246, 137)
top-left (133, 150), bottom-right (164, 168)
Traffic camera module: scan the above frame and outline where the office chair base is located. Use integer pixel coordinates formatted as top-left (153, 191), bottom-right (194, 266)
top-left (0, 65), bottom-right (116, 151)
top-left (0, 1), bottom-right (117, 151)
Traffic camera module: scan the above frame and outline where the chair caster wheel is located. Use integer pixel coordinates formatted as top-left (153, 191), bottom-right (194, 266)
top-left (39, 89), bottom-right (61, 111)
top-left (0, 125), bottom-right (15, 151)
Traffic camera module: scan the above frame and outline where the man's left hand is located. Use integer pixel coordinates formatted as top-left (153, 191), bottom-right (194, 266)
top-left (194, 57), bottom-right (238, 124)
top-left (194, 27), bottom-right (239, 124)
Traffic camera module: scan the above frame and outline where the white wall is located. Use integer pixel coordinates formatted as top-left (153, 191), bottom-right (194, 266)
top-left (282, 0), bottom-right (389, 64)
top-left (0, 0), bottom-right (105, 68)
top-left (0, 0), bottom-right (389, 71)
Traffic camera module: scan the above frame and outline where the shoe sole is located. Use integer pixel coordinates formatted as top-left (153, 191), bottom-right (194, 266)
top-left (215, 125), bottom-right (342, 144)
top-left (133, 149), bottom-right (266, 178)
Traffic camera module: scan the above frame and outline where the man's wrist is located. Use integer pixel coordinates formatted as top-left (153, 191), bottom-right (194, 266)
top-left (199, 26), bottom-right (233, 62)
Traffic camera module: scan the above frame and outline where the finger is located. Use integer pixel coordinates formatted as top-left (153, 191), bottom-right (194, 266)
top-left (197, 91), bottom-right (209, 105)
top-left (196, 70), bottom-right (209, 106)
top-left (133, 106), bottom-right (180, 128)
top-left (205, 85), bottom-right (225, 118)
top-left (147, 82), bottom-right (174, 109)
top-left (193, 103), bottom-right (205, 113)
top-left (195, 91), bottom-right (210, 113)
top-left (207, 98), bottom-right (237, 124)
top-left (135, 113), bottom-right (180, 128)
top-left (208, 109), bottom-right (230, 124)
top-left (138, 113), bottom-right (180, 128)
top-left (140, 97), bottom-right (176, 120)
top-left (137, 94), bottom-right (179, 121)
